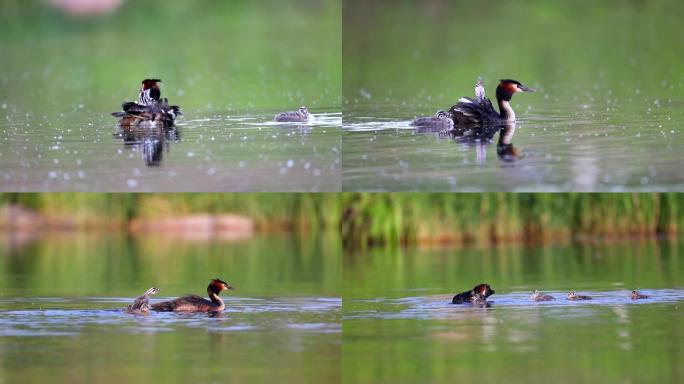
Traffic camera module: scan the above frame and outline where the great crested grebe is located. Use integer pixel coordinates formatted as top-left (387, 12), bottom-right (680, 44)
top-left (124, 287), bottom-right (159, 314)
top-left (452, 283), bottom-right (495, 304)
top-left (631, 290), bottom-right (649, 300)
top-left (447, 78), bottom-right (534, 126)
top-left (112, 79), bottom-right (182, 127)
top-left (530, 290), bottom-right (555, 301)
top-left (411, 109), bottom-right (454, 131)
top-left (567, 291), bottom-right (592, 301)
top-left (151, 278), bottom-right (233, 313)
top-left (275, 106), bottom-right (311, 122)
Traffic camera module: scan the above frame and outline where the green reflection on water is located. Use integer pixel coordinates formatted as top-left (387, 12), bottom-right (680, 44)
top-left (343, 241), bottom-right (684, 384)
top-left (0, 231), bottom-right (340, 297)
top-left (0, 0), bottom-right (341, 114)
top-left (0, 231), bottom-right (340, 383)
top-left (343, 0), bottom-right (684, 110)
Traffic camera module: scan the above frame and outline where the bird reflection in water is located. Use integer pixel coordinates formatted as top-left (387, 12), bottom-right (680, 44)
top-left (429, 120), bottom-right (522, 163)
top-left (114, 125), bottom-right (180, 166)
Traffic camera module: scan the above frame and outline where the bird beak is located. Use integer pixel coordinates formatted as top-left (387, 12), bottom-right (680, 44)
top-left (226, 285), bottom-right (234, 290)
top-left (519, 84), bottom-right (535, 92)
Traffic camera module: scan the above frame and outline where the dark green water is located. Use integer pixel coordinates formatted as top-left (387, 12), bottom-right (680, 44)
top-left (0, 0), bottom-right (341, 191)
top-left (343, 240), bottom-right (684, 384)
top-left (0, 231), bottom-right (341, 383)
top-left (342, 0), bottom-right (684, 191)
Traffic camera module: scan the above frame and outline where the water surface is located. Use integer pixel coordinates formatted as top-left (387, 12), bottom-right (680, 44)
top-left (1, 110), bottom-right (341, 191)
top-left (342, 0), bottom-right (684, 191)
top-left (343, 240), bottom-right (684, 383)
top-left (0, 0), bottom-right (341, 191)
top-left (0, 231), bottom-right (341, 383)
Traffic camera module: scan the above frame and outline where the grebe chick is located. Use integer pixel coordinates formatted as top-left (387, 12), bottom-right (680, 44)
top-left (530, 290), bottom-right (555, 301)
top-left (275, 106), bottom-right (311, 122)
top-left (567, 291), bottom-right (592, 301)
top-left (112, 79), bottom-right (182, 128)
top-left (448, 79), bottom-right (534, 126)
top-left (411, 110), bottom-right (454, 131)
top-left (631, 290), bottom-right (649, 300)
top-left (124, 287), bottom-right (159, 314)
top-left (470, 292), bottom-right (491, 307)
top-left (150, 278), bottom-right (233, 313)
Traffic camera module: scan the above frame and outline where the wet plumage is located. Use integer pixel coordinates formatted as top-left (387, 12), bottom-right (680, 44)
top-left (530, 290), bottom-right (555, 301)
top-left (124, 287), bottom-right (159, 314)
top-left (112, 79), bottom-right (182, 128)
top-left (447, 79), bottom-right (534, 126)
top-left (275, 106), bottom-right (311, 122)
top-left (411, 110), bottom-right (454, 131)
top-left (567, 291), bottom-right (592, 301)
top-left (151, 278), bottom-right (233, 313)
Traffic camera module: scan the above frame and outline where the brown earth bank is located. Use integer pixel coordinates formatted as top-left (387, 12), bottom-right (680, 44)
top-left (0, 204), bottom-right (254, 238)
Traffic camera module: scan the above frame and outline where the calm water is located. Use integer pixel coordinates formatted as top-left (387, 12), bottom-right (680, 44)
top-left (0, 231), bottom-right (341, 383)
top-left (0, 110), bottom-right (341, 191)
top-left (342, 0), bottom-right (684, 191)
top-left (0, 0), bottom-right (341, 192)
top-left (343, 240), bottom-right (684, 383)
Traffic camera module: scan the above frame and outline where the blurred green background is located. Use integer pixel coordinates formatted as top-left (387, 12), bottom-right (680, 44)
top-left (343, 0), bottom-right (684, 110)
top-left (0, 192), bottom-right (341, 383)
top-left (0, 0), bottom-right (341, 115)
top-left (341, 193), bottom-right (684, 248)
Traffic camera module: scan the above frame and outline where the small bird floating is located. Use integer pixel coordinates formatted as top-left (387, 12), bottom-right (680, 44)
top-left (410, 109), bottom-right (454, 131)
top-left (112, 79), bottom-right (182, 127)
top-left (275, 106), bottom-right (311, 122)
top-left (530, 290), bottom-right (555, 301)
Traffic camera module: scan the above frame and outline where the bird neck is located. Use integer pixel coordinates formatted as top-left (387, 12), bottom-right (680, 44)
top-left (207, 291), bottom-right (225, 310)
top-left (497, 98), bottom-right (516, 121)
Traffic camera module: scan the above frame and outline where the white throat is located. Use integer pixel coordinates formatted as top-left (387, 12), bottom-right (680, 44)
top-left (499, 100), bottom-right (516, 122)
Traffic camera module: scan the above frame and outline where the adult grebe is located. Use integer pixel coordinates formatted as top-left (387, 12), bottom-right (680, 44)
top-left (448, 79), bottom-right (534, 126)
top-left (451, 283), bottom-right (495, 304)
top-left (112, 79), bottom-right (182, 127)
top-left (151, 278), bottom-right (233, 313)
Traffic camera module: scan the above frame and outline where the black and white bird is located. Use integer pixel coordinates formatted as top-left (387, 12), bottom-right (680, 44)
top-left (112, 79), bottom-right (182, 127)
top-left (447, 78), bottom-right (534, 126)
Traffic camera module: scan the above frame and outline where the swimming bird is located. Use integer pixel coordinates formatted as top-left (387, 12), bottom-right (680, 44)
top-left (124, 287), bottom-right (159, 314)
top-left (112, 79), bottom-right (182, 127)
top-left (530, 290), bottom-right (555, 301)
top-left (411, 110), bottom-right (454, 131)
top-left (447, 79), bottom-right (534, 126)
top-left (275, 106), bottom-right (311, 122)
top-left (150, 278), bottom-right (233, 313)
top-left (567, 291), bottom-right (592, 301)
top-left (631, 290), bottom-right (649, 300)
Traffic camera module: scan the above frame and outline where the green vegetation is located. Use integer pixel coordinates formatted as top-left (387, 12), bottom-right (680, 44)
top-left (3, 193), bottom-right (682, 246)
top-left (341, 193), bottom-right (683, 248)
top-left (0, 193), bottom-right (341, 230)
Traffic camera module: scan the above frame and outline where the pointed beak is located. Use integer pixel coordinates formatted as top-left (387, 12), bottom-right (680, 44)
top-left (519, 84), bottom-right (535, 92)
top-left (226, 285), bottom-right (234, 290)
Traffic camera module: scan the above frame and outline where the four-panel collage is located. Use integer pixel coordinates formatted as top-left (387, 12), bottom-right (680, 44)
top-left (1, 1), bottom-right (682, 383)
